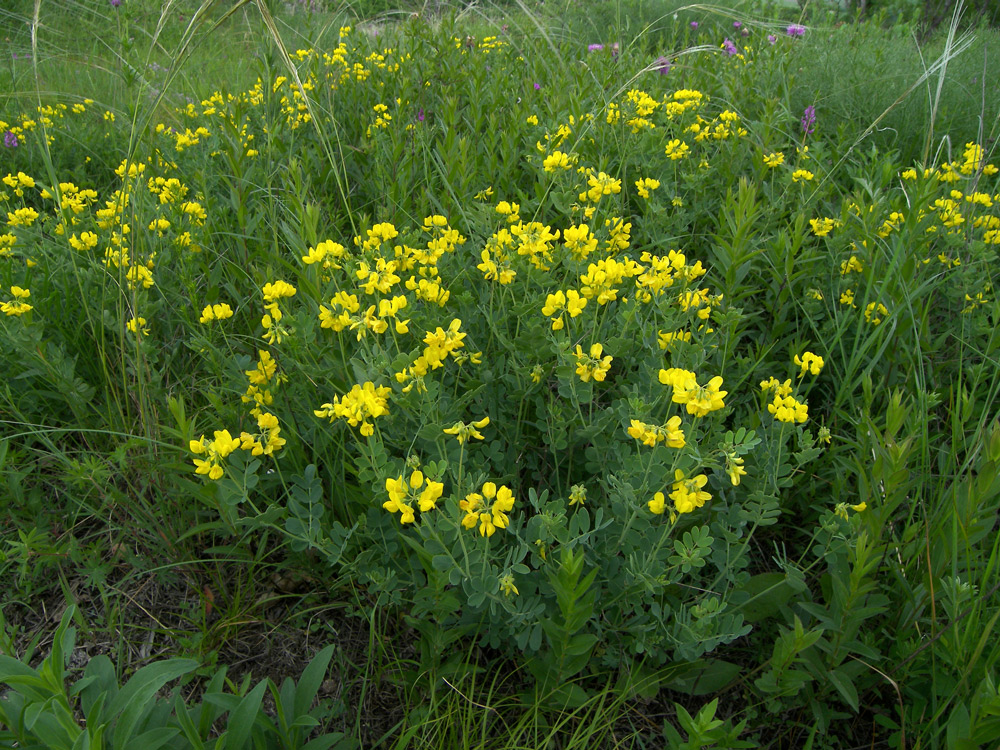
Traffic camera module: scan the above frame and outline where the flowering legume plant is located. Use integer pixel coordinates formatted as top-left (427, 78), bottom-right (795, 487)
top-left (3, 14), bottom-right (998, 702)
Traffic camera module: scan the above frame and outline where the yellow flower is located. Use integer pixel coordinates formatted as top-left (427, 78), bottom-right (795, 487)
top-left (199, 302), bottom-right (234, 323)
top-left (793, 351), bottom-right (824, 377)
top-left (809, 218), bottom-right (837, 237)
top-left (1, 286), bottom-right (33, 317)
top-left (725, 453), bottom-right (747, 486)
top-left (383, 475), bottom-right (415, 524)
top-left (627, 416), bottom-right (685, 448)
top-left (442, 416), bottom-right (490, 444)
top-left (499, 573), bottom-right (519, 597)
top-left (462, 482), bottom-right (515, 537)
top-left (314, 382), bottom-right (391, 436)
top-left (542, 289), bottom-right (586, 330)
top-left (573, 342), bottom-right (612, 383)
top-left (669, 373), bottom-right (727, 417)
top-left (262, 280), bottom-right (297, 301)
top-left (763, 152), bottom-right (784, 168)
top-left (239, 411), bottom-right (286, 457)
top-left (791, 169), bottom-right (814, 183)
top-left (568, 484), bottom-right (587, 506)
top-left (669, 469), bottom-right (711, 514)
top-left (864, 302), bottom-right (888, 325)
top-left (126, 316), bottom-right (149, 336)
top-left (383, 469), bottom-right (445, 524)
top-left (190, 430), bottom-right (241, 481)
top-left (664, 139), bottom-right (690, 160)
top-left (543, 150), bottom-right (574, 172)
top-left (634, 177), bottom-right (660, 199)
top-left (768, 393), bottom-right (809, 423)
top-left (834, 501), bottom-right (867, 520)
top-left (840, 255), bottom-right (864, 275)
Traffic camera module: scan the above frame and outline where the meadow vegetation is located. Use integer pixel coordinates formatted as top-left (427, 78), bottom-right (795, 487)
top-left (2, 0), bottom-right (1000, 747)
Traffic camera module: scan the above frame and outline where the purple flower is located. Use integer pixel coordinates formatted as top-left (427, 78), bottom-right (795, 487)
top-left (733, 20), bottom-right (742, 28)
top-left (654, 55), bottom-right (671, 75)
top-left (786, 24), bottom-right (806, 37)
top-left (767, 34), bottom-right (777, 44)
top-left (110, 0), bottom-right (121, 6)
top-left (690, 21), bottom-right (699, 29)
top-left (723, 38), bottom-right (739, 56)
top-left (801, 105), bottom-right (816, 135)
top-left (416, 108), bottom-right (425, 122)
top-left (534, 82), bottom-right (541, 90)
top-left (588, 43), bottom-right (604, 52)
top-left (4, 131), bottom-right (18, 148)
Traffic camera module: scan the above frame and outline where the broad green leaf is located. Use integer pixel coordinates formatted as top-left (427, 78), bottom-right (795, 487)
top-left (294, 645), bottom-right (335, 720)
top-left (222, 679), bottom-right (268, 750)
top-left (107, 659), bottom-right (199, 748)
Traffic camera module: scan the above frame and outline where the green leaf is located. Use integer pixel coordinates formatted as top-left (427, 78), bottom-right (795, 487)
top-left (826, 666), bottom-right (859, 712)
top-left (126, 727), bottom-right (181, 750)
top-left (222, 679), bottom-right (268, 750)
top-left (300, 732), bottom-right (356, 750)
top-left (172, 692), bottom-right (206, 750)
top-left (732, 573), bottom-right (796, 623)
top-left (662, 660), bottom-right (741, 696)
top-left (293, 645), bottom-right (335, 719)
top-left (564, 634), bottom-right (598, 657)
top-left (108, 659), bottom-right (199, 748)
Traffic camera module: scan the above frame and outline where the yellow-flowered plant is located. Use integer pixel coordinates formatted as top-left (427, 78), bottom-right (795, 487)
top-left (384, 470), bottom-right (445, 524)
top-left (864, 302), bottom-right (888, 325)
top-left (1, 286), bottom-right (32, 317)
top-left (669, 469), bottom-right (712, 514)
top-left (541, 289), bottom-right (587, 330)
top-left (443, 416), bottom-right (490, 444)
top-left (314, 382), bottom-right (391, 436)
top-left (239, 412), bottom-right (286, 456)
top-left (460, 481), bottom-right (515, 537)
top-left (660, 369), bottom-right (727, 417)
top-left (189, 430), bottom-right (241, 480)
top-left (793, 351), bottom-right (824, 377)
top-left (627, 416), bottom-right (686, 448)
top-left (573, 342), bottom-right (612, 383)
top-left (199, 303), bottom-right (234, 324)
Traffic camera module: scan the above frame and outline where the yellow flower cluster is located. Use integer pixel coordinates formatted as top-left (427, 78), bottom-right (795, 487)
top-left (627, 416), bottom-right (686, 448)
top-left (1, 286), bottom-right (32, 317)
top-left (573, 343), bottom-right (613, 383)
top-left (443, 416), bottom-right (490, 444)
top-left (634, 177), bottom-right (660, 199)
top-left (384, 470), bottom-right (445, 524)
top-left (261, 280), bottom-right (297, 345)
top-left (190, 430), bottom-right (241, 480)
top-left (460, 482), bottom-right (515, 537)
top-left (244, 349), bottom-right (281, 417)
top-left (314, 381), bottom-right (391, 436)
top-left (541, 289), bottom-right (587, 330)
top-left (2, 172), bottom-right (35, 197)
top-left (793, 351), bottom-right (824, 377)
top-left (840, 255), bottom-right (864, 275)
top-left (648, 469), bottom-right (711, 516)
top-left (239, 411), bottom-right (287, 456)
top-left (864, 302), bottom-right (888, 325)
top-left (659, 369), bottom-right (727, 417)
top-left (761, 378), bottom-right (808, 423)
top-left (809, 217), bottom-right (837, 237)
top-left (199, 302), bottom-right (234, 324)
